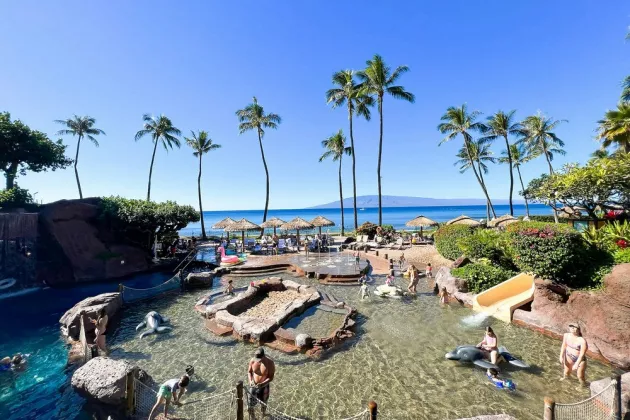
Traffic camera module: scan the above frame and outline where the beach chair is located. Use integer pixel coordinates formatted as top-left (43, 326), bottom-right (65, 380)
top-left (286, 238), bottom-right (295, 252)
top-left (277, 239), bottom-right (287, 253)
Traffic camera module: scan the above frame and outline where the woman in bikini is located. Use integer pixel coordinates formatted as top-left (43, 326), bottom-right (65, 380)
top-left (560, 322), bottom-right (588, 384)
top-left (90, 308), bottom-right (108, 355)
top-left (477, 326), bottom-right (499, 365)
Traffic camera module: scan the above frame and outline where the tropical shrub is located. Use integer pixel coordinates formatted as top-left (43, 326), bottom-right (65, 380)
top-left (0, 186), bottom-right (36, 210)
top-left (434, 225), bottom-right (476, 260)
top-left (457, 229), bottom-right (503, 260)
top-left (98, 196), bottom-right (199, 251)
top-left (582, 225), bottom-right (612, 251)
top-left (524, 215), bottom-right (557, 223)
top-left (452, 262), bottom-right (517, 293)
top-left (613, 247), bottom-right (630, 264)
top-left (506, 221), bottom-right (587, 285)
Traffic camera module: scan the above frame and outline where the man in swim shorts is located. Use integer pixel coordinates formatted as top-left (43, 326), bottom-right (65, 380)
top-left (148, 374), bottom-right (190, 419)
top-left (247, 347), bottom-right (275, 417)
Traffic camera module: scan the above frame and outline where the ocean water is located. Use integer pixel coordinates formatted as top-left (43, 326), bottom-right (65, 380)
top-left (180, 204), bottom-right (551, 236)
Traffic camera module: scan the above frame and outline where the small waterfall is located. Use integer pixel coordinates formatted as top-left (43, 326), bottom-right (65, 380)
top-left (460, 312), bottom-right (490, 327)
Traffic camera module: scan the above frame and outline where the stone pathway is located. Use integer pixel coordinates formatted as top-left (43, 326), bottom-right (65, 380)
top-left (241, 290), bottom-right (304, 318)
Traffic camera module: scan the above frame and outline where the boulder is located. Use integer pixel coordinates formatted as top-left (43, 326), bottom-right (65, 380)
top-left (435, 267), bottom-right (474, 307)
top-left (185, 271), bottom-right (214, 288)
top-left (60, 293), bottom-right (122, 340)
top-left (513, 265), bottom-right (630, 369)
top-left (590, 373), bottom-right (630, 418)
top-left (71, 357), bottom-right (153, 406)
top-left (295, 333), bottom-right (312, 348)
top-left (282, 280), bottom-right (301, 291)
top-left (452, 256), bottom-right (471, 269)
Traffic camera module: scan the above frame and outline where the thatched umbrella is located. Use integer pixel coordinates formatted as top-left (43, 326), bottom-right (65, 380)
top-left (406, 215), bottom-right (438, 237)
top-left (224, 218), bottom-right (261, 251)
top-left (445, 215), bottom-right (481, 227)
top-left (260, 217), bottom-right (286, 235)
top-left (212, 217), bottom-right (236, 240)
top-left (488, 214), bottom-right (518, 228)
top-left (280, 217), bottom-right (314, 250)
top-left (310, 216), bottom-right (335, 236)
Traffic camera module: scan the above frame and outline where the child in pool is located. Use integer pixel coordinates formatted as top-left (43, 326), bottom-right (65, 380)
top-left (487, 368), bottom-right (516, 390)
top-left (426, 263), bottom-right (433, 278)
top-left (385, 274), bottom-right (395, 286)
top-left (358, 274), bottom-right (368, 285)
top-left (438, 287), bottom-right (449, 304)
top-left (224, 279), bottom-right (234, 295)
top-left (398, 253), bottom-right (405, 270)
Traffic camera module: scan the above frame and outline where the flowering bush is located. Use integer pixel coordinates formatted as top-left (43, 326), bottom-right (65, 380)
top-left (507, 221), bottom-right (587, 285)
top-left (452, 262), bottom-right (516, 294)
top-left (434, 225), bottom-right (476, 260)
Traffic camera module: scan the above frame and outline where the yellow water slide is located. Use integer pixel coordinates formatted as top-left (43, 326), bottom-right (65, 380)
top-left (472, 273), bottom-right (535, 323)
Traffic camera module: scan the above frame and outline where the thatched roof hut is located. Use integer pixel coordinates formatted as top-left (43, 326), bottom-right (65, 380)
top-left (212, 217), bottom-right (236, 229)
top-left (445, 215), bottom-right (481, 226)
top-left (488, 214), bottom-right (518, 228)
top-left (280, 217), bottom-right (314, 247)
top-left (310, 216), bottom-right (335, 235)
top-left (260, 217), bottom-right (286, 234)
top-left (224, 219), bottom-right (261, 249)
top-left (405, 216), bottom-right (438, 227)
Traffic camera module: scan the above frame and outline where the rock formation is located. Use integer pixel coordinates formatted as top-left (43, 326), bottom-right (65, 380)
top-left (38, 199), bottom-right (149, 285)
top-left (71, 357), bottom-right (154, 406)
top-left (514, 264), bottom-right (630, 369)
top-left (60, 292), bottom-right (121, 340)
top-left (435, 267), bottom-right (474, 307)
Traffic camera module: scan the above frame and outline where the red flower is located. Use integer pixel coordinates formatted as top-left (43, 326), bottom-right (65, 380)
top-left (617, 239), bottom-right (628, 249)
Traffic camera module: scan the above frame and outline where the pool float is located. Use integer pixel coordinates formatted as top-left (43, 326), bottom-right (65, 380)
top-left (487, 372), bottom-right (517, 391)
top-left (445, 345), bottom-right (529, 370)
top-left (237, 253), bottom-right (248, 262)
top-left (136, 311), bottom-right (172, 339)
top-left (217, 246), bottom-right (242, 267)
top-left (0, 278), bottom-right (16, 290)
top-left (374, 284), bottom-right (404, 298)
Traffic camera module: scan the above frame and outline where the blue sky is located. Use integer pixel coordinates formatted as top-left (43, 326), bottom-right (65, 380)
top-left (2, 1), bottom-right (629, 210)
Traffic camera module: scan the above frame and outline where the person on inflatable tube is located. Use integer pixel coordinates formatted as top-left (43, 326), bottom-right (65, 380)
top-left (487, 368), bottom-right (516, 390)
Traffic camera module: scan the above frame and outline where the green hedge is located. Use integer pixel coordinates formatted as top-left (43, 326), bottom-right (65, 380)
top-left (613, 248), bottom-right (630, 264)
top-left (0, 186), bottom-right (37, 210)
top-left (520, 215), bottom-right (557, 223)
top-left (434, 225), bottom-right (476, 260)
top-left (452, 263), bottom-right (517, 293)
top-left (506, 221), bottom-right (586, 285)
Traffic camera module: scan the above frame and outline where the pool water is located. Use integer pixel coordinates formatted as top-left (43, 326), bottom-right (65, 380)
top-left (110, 274), bottom-right (616, 420)
top-left (0, 272), bottom-right (171, 420)
top-left (283, 305), bottom-right (346, 338)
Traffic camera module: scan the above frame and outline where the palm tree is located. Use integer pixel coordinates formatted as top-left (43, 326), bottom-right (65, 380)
top-left (319, 130), bottom-right (352, 235)
top-left (326, 70), bottom-right (374, 230)
top-left (480, 110), bottom-right (521, 215)
top-left (54, 115), bottom-right (105, 199)
top-left (454, 139), bottom-right (496, 220)
top-left (186, 131), bottom-right (221, 240)
top-left (596, 102), bottom-right (630, 153)
top-left (502, 143), bottom-right (533, 218)
top-left (438, 104), bottom-right (497, 218)
top-left (236, 97), bottom-right (281, 223)
top-left (621, 76), bottom-right (630, 103)
top-left (519, 112), bottom-right (566, 175)
top-left (134, 114), bottom-right (181, 201)
top-left (357, 54), bottom-right (415, 225)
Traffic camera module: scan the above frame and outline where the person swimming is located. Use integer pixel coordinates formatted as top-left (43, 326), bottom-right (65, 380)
top-left (486, 368), bottom-right (515, 390)
top-left (0, 354), bottom-right (27, 372)
top-left (560, 322), bottom-right (588, 384)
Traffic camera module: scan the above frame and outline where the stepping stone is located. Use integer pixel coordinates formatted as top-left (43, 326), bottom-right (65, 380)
top-left (205, 319), bottom-right (233, 336)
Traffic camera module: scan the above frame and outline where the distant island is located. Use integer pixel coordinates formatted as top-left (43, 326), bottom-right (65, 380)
top-left (308, 195), bottom-right (523, 209)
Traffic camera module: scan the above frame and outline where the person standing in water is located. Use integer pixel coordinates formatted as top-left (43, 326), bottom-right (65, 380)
top-left (90, 308), bottom-right (108, 355)
top-left (560, 322), bottom-right (588, 385)
top-left (438, 287), bottom-right (450, 304)
top-left (477, 326), bottom-right (499, 365)
top-left (148, 375), bottom-right (190, 419)
top-left (407, 265), bottom-right (419, 294)
top-left (247, 348), bottom-right (275, 417)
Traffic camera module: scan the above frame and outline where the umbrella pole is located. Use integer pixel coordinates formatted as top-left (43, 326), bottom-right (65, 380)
top-left (297, 229), bottom-right (300, 252)
top-left (242, 231), bottom-right (245, 254)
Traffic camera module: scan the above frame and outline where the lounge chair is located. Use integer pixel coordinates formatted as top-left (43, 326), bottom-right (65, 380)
top-left (277, 239), bottom-right (287, 253)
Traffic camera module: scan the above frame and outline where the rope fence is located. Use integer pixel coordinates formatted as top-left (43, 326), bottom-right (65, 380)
top-left (125, 378), bottom-right (377, 420)
top-left (119, 274), bottom-right (182, 303)
top-left (544, 375), bottom-right (622, 420)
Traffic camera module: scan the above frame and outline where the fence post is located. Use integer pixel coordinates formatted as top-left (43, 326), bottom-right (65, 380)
top-left (368, 400), bottom-right (377, 420)
top-left (613, 375), bottom-right (622, 420)
top-left (236, 380), bottom-right (244, 420)
top-left (543, 396), bottom-right (555, 420)
top-left (125, 370), bottom-right (135, 416)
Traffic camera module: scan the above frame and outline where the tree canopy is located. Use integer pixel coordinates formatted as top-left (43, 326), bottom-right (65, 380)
top-left (0, 112), bottom-right (73, 189)
top-left (525, 154), bottom-right (630, 218)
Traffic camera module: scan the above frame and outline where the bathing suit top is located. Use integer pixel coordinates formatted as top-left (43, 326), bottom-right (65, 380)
top-left (566, 339), bottom-right (581, 353)
top-left (484, 335), bottom-right (497, 348)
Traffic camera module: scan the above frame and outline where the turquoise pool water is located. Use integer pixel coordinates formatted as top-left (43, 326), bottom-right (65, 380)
top-left (0, 272), bottom-right (170, 420)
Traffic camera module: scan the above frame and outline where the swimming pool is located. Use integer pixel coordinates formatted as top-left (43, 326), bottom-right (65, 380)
top-left (0, 272), bottom-right (171, 420)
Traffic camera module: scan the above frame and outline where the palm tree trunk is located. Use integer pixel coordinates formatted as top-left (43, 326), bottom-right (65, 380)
top-left (146, 138), bottom-right (159, 201)
top-left (541, 142), bottom-right (559, 223)
top-left (348, 103), bottom-right (358, 231)
top-left (516, 165), bottom-right (530, 217)
top-left (198, 154), bottom-right (206, 240)
top-left (257, 128), bottom-right (270, 223)
top-left (75, 135), bottom-right (83, 199)
top-left (377, 95), bottom-right (384, 226)
top-left (478, 162), bottom-right (491, 220)
top-left (339, 155), bottom-right (345, 236)
top-left (464, 137), bottom-right (497, 218)
top-left (504, 135), bottom-right (514, 215)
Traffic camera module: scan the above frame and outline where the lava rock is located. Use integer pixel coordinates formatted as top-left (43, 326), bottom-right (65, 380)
top-left (60, 293), bottom-right (121, 340)
top-left (295, 333), bottom-right (312, 348)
